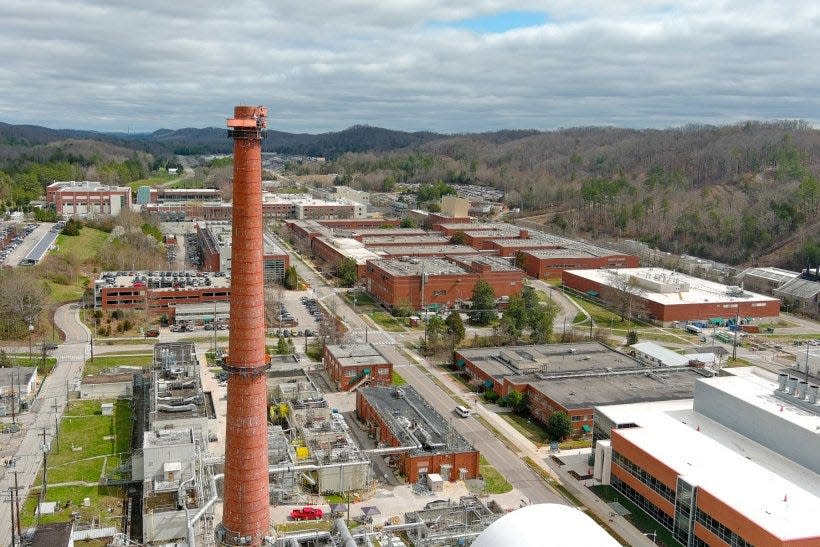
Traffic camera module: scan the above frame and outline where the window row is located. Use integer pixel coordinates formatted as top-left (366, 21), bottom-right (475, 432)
top-left (611, 475), bottom-right (674, 532)
top-left (696, 510), bottom-right (753, 547)
top-left (612, 451), bottom-right (676, 503)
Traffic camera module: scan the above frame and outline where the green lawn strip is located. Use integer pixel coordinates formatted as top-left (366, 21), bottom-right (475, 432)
top-left (20, 484), bottom-right (125, 527)
top-left (498, 413), bottom-right (548, 447)
top-left (472, 415), bottom-right (520, 455)
top-left (369, 312), bottom-right (406, 332)
top-left (46, 280), bottom-right (86, 304)
top-left (306, 344), bottom-right (323, 362)
top-left (390, 371), bottom-right (407, 386)
top-left (591, 485), bottom-right (683, 547)
top-left (2, 355), bottom-right (58, 375)
top-left (522, 456), bottom-right (583, 506)
top-left (84, 353), bottom-right (153, 376)
top-left (49, 400), bottom-right (131, 482)
top-left (54, 228), bottom-right (109, 262)
top-left (565, 292), bottom-right (649, 330)
top-left (273, 521), bottom-right (332, 534)
top-left (479, 456), bottom-right (513, 494)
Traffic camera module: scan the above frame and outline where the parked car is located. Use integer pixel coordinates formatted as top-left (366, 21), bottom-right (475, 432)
top-left (290, 507), bottom-right (323, 521)
top-left (145, 329), bottom-right (160, 337)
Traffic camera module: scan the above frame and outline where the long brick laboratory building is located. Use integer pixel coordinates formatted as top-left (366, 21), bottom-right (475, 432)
top-left (363, 255), bottom-right (525, 310)
top-left (562, 267), bottom-right (781, 326)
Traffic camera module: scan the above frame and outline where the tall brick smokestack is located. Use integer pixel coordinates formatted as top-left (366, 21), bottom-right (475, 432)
top-left (217, 106), bottom-right (270, 546)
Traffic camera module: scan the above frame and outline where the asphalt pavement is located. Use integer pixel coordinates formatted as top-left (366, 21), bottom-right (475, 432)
top-left (0, 303), bottom-right (90, 546)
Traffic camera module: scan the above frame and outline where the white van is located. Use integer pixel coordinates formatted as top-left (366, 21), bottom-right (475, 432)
top-left (455, 405), bottom-right (471, 418)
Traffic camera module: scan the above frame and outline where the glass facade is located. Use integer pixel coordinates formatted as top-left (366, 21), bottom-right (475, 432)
top-left (696, 511), bottom-right (754, 547)
top-left (673, 477), bottom-right (696, 545)
top-left (613, 452), bottom-right (676, 503)
top-left (611, 447), bottom-right (758, 547)
top-left (611, 475), bottom-right (675, 532)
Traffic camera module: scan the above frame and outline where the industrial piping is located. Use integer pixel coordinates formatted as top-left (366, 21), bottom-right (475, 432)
top-left (216, 106), bottom-right (271, 547)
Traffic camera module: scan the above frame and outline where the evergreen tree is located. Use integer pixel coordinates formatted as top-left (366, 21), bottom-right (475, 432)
top-left (469, 280), bottom-right (497, 325)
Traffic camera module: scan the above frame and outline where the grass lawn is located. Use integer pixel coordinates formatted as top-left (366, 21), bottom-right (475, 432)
top-left (54, 228), bottom-right (109, 263)
top-left (369, 312), bottom-right (406, 332)
top-left (46, 280), bottom-right (87, 304)
top-left (344, 290), bottom-right (381, 312)
top-left (498, 413), bottom-right (548, 447)
top-left (479, 455), bottom-right (513, 494)
top-left (47, 399), bottom-right (131, 483)
top-left (19, 399), bottom-right (131, 528)
top-left (20, 484), bottom-right (125, 527)
top-left (573, 311), bottom-right (587, 324)
top-left (84, 353), bottom-right (153, 376)
top-left (3, 354), bottom-right (58, 375)
top-left (591, 485), bottom-right (683, 547)
top-left (567, 294), bottom-right (646, 330)
top-left (558, 438), bottom-right (592, 450)
top-left (306, 344), bottom-right (323, 362)
top-left (391, 371), bottom-right (406, 385)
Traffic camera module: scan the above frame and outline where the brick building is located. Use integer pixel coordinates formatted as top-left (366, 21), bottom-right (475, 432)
top-left (46, 181), bottom-right (131, 218)
top-left (456, 343), bottom-right (708, 436)
top-left (93, 271), bottom-right (230, 319)
top-left (521, 248), bottom-right (639, 279)
top-left (194, 221), bottom-right (289, 282)
top-left (593, 368), bottom-right (820, 546)
top-left (323, 344), bottom-right (392, 391)
top-left (356, 385), bottom-right (480, 483)
top-left (363, 255), bottom-right (524, 310)
top-left (562, 268), bottom-right (781, 325)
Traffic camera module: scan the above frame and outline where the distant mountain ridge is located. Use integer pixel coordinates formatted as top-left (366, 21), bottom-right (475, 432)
top-left (0, 121), bottom-right (449, 158)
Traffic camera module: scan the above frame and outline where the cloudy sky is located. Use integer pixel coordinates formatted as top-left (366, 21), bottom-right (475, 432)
top-left (1, 1), bottom-right (818, 133)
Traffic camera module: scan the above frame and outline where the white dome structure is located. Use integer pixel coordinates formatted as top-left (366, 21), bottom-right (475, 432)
top-left (472, 503), bottom-right (622, 547)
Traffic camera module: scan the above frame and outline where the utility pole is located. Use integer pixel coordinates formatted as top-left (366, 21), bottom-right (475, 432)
top-left (8, 486), bottom-right (16, 547)
top-left (10, 369), bottom-right (17, 424)
top-left (13, 467), bottom-right (22, 539)
top-left (52, 399), bottom-right (61, 452)
top-left (90, 319), bottom-right (96, 362)
top-left (39, 428), bottom-right (49, 510)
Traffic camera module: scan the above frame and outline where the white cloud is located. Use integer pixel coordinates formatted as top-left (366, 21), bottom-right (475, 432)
top-left (0, 0), bottom-right (817, 132)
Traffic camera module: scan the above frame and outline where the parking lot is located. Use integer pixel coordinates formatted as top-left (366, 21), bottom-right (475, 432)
top-left (268, 290), bottom-right (326, 338)
top-left (1, 222), bottom-right (51, 266)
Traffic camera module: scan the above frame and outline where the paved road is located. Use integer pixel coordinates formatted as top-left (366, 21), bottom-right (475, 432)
top-left (0, 303), bottom-right (90, 546)
top-left (269, 229), bottom-right (563, 505)
top-left (380, 344), bottom-right (562, 505)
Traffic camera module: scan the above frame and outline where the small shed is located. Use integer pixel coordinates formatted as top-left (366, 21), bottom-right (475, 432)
top-left (101, 402), bottom-right (114, 416)
top-left (426, 473), bottom-right (444, 492)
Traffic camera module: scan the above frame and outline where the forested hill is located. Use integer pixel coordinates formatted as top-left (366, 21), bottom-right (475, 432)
top-left (2, 118), bottom-right (819, 268)
top-left (0, 121), bottom-right (446, 158)
top-left (322, 121), bottom-right (820, 269)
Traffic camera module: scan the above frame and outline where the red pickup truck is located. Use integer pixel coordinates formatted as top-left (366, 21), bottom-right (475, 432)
top-left (289, 507), bottom-right (323, 521)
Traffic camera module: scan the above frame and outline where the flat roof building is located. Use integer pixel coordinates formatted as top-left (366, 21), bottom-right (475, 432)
top-left (323, 344), bottom-right (393, 391)
top-left (194, 221), bottom-right (289, 281)
top-left (563, 267), bottom-right (781, 325)
top-left (93, 270), bottom-right (231, 318)
top-left (356, 385), bottom-right (479, 483)
top-left (363, 255), bottom-right (524, 310)
top-left (593, 367), bottom-right (820, 546)
top-left (456, 343), bottom-right (710, 436)
top-left (46, 181), bottom-right (131, 218)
